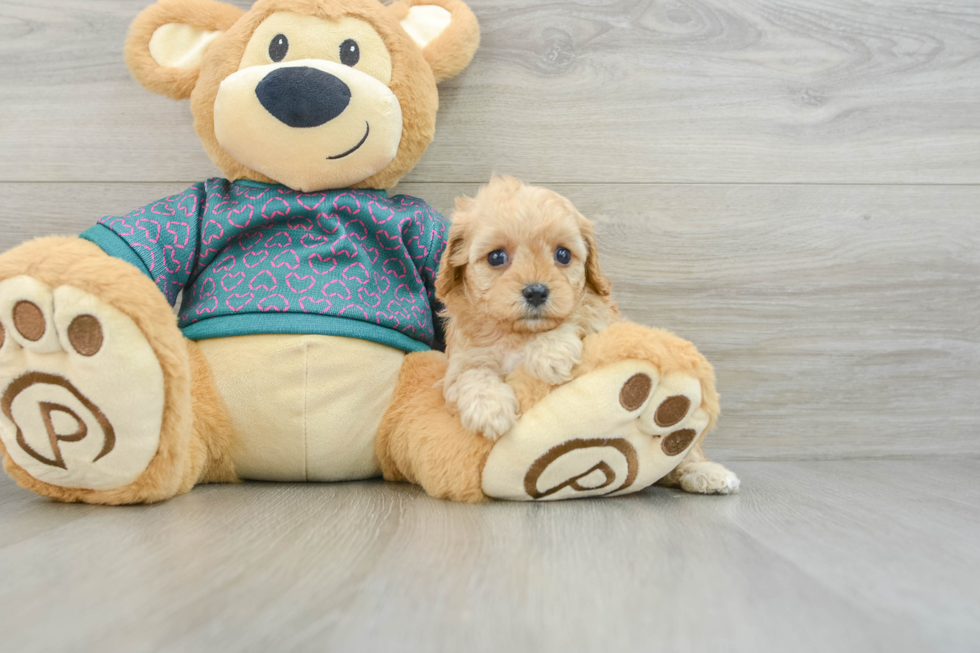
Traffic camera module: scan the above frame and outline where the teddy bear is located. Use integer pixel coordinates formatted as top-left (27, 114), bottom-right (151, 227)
top-left (0, 0), bottom-right (739, 504)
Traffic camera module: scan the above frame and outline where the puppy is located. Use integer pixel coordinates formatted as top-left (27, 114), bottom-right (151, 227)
top-left (435, 175), bottom-right (620, 440)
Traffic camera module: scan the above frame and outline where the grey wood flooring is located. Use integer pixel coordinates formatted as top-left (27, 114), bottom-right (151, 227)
top-left (1, 459), bottom-right (979, 653)
top-left (0, 0), bottom-right (978, 651)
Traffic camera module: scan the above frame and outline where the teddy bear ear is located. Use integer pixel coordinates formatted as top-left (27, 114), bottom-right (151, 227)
top-left (389, 0), bottom-right (480, 83)
top-left (125, 0), bottom-right (244, 100)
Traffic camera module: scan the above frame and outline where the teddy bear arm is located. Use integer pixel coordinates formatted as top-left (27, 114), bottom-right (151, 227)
top-left (79, 182), bottom-right (210, 308)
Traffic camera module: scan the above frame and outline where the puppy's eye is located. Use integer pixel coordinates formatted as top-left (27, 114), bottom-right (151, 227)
top-left (340, 39), bottom-right (360, 66)
top-left (269, 34), bottom-right (289, 62)
top-left (555, 246), bottom-right (571, 265)
top-left (487, 250), bottom-right (509, 267)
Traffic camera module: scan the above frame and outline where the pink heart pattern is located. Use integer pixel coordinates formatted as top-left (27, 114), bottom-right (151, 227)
top-left (93, 179), bottom-right (448, 349)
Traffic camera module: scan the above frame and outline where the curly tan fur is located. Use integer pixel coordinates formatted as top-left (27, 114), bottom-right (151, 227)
top-left (436, 177), bottom-right (619, 439)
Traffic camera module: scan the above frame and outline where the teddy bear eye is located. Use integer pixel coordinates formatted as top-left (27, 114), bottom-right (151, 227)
top-left (269, 34), bottom-right (289, 62)
top-left (555, 247), bottom-right (571, 265)
top-left (340, 39), bottom-right (360, 66)
top-left (487, 250), bottom-right (508, 267)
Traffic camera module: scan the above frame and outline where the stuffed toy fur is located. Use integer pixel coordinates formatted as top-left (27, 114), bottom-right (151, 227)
top-left (0, 0), bottom-right (738, 504)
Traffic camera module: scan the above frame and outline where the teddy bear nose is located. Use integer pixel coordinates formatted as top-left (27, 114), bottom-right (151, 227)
top-left (522, 283), bottom-right (549, 308)
top-left (255, 66), bottom-right (351, 128)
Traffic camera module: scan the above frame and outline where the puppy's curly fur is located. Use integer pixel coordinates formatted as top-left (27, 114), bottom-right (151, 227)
top-left (436, 176), bottom-right (619, 439)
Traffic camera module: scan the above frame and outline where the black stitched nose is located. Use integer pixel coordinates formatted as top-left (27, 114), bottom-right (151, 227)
top-left (522, 283), bottom-right (549, 308)
top-left (255, 66), bottom-right (351, 128)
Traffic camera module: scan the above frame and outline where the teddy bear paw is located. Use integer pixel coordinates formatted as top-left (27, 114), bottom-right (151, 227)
top-left (482, 360), bottom-right (710, 500)
top-left (0, 276), bottom-right (165, 490)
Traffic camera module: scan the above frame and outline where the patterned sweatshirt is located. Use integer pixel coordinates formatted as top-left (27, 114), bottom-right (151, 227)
top-left (80, 178), bottom-right (448, 352)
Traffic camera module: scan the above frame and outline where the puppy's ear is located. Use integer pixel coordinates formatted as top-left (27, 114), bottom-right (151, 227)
top-left (125, 0), bottom-right (243, 100)
top-left (579, 216), bottom-right (612, 297)
top-left (389, 0), bottom-right (480, 82)
top-left (435, 220), bottom-right (470, 301)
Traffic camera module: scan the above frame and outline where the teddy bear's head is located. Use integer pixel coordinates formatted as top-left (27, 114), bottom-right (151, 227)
top-left (125, 0), bottom-right (479, 191)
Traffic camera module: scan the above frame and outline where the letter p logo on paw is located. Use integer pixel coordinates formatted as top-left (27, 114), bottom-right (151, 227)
top-left (3, 372), bottom-right (115, 471)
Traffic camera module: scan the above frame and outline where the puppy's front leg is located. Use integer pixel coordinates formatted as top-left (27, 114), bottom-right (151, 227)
top-left (444, 355), bottom-right (519, 441)
top-left (523, 323), bottom-right (583, 386)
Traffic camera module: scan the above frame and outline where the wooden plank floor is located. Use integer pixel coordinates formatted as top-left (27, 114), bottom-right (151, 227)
top-left (1, 459), bottom-right (979, 653)
top-left (0, 0), bottom-right (978, 650)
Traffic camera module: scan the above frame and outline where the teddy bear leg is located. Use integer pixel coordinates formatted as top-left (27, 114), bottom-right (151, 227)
top-left (376, 350), bottom-right (494, 503)
top-left (481, 322), bottom-right (738, 501)
top-left (575, 322), bottom-right (740, 495)
top-left (0, 237), bottom-right (235, 504)
top-left (184, 339), bottom-right (238, 488)
top-left (378, 322), bottom-right (737, 503)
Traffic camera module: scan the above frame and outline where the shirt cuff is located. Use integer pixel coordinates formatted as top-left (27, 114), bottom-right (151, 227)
top-left (79, 223), bottom-right (153, 279)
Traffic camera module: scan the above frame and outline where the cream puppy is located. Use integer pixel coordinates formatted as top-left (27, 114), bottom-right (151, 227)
top-left (435, 176), bottom-right (619, 439)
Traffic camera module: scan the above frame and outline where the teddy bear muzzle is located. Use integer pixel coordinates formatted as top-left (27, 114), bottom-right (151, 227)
top-left (213, 59), bottom-right (403, 193)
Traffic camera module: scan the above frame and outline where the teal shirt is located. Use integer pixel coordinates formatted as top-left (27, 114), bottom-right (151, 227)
top-left (81, 178), bottom-right (448, 352)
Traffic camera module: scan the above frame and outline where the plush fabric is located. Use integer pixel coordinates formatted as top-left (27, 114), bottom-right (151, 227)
top-left (213, 60), bottom-right (404, 191)
top-left (125, 0), bottom-right (244, 100)
top-left (80, 179), bottom-right (448, 351)
top-left (148, 23), bottom-right (223, 69)
top-left (482, 358), bottom-right (713, 501)
top-left (0, 238), bottom-right (202, 504)
top-left (0, 0), bottom-right (732, 505)
top-left (0, 277), bottom-right (166, 490)
top-left (162, 0), bottom-right (475, 189)
top-left (199, 333), bottom-right (404, 481)
top-left (388, 0), bottom-right (479, 83)
top-left (377, 326), bottom-right (722, 503)
top-left (376, 349), bottom-right (494, 503)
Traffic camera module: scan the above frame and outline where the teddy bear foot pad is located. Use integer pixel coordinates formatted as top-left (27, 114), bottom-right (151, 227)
top-left (0, 276), bottom-right (165, 490)
top-left (481, 360), bottom-right (709, 501)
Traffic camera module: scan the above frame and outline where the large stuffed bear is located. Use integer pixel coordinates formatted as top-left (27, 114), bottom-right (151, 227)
top-left (0, 0), bottom-right (739, 504)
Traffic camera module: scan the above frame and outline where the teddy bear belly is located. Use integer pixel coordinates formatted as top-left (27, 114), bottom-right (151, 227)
top-left (197, 334), bottom-right (405, 482)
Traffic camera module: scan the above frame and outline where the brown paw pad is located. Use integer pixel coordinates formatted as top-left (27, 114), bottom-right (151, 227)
top-left (13, 300), bottom-right (45, 341)
top-left (67, 315), bottom-right (103, 356)
top-left (655, 395), bottom-right (691, 427)
top-left (619, 373), bottom-right (653, 411)
top-left (662, 429), bottom-right (697, 456)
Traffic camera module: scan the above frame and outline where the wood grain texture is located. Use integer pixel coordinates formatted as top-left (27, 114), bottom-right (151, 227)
top-left (0, 459), bottom-right (977, 652)
top-left (1, 181), bottom-right (976, 459)
top-left (0, 1), bottom-right (977, 650)
top-left (2, 0), bottom-right (980, 183)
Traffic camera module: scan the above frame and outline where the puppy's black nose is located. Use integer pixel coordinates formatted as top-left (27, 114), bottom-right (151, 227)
top-left (256, 66), bottom-right (351, 128)
top-left (522, 283), bottom-right (549, 308)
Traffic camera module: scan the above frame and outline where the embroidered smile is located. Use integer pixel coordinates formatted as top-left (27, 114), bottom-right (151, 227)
top-left (327, 121), bottom-right (370, 160)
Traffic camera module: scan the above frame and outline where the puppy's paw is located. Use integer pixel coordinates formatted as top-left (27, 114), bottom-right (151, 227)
top-left (446, 368), bottom-right (519, 441)
top-left (523, 327), bottom-right (583, 386)
top-left (459, 386), bottom-right (519, 441)
top-left (677, 462), bottom-right (741, 495)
